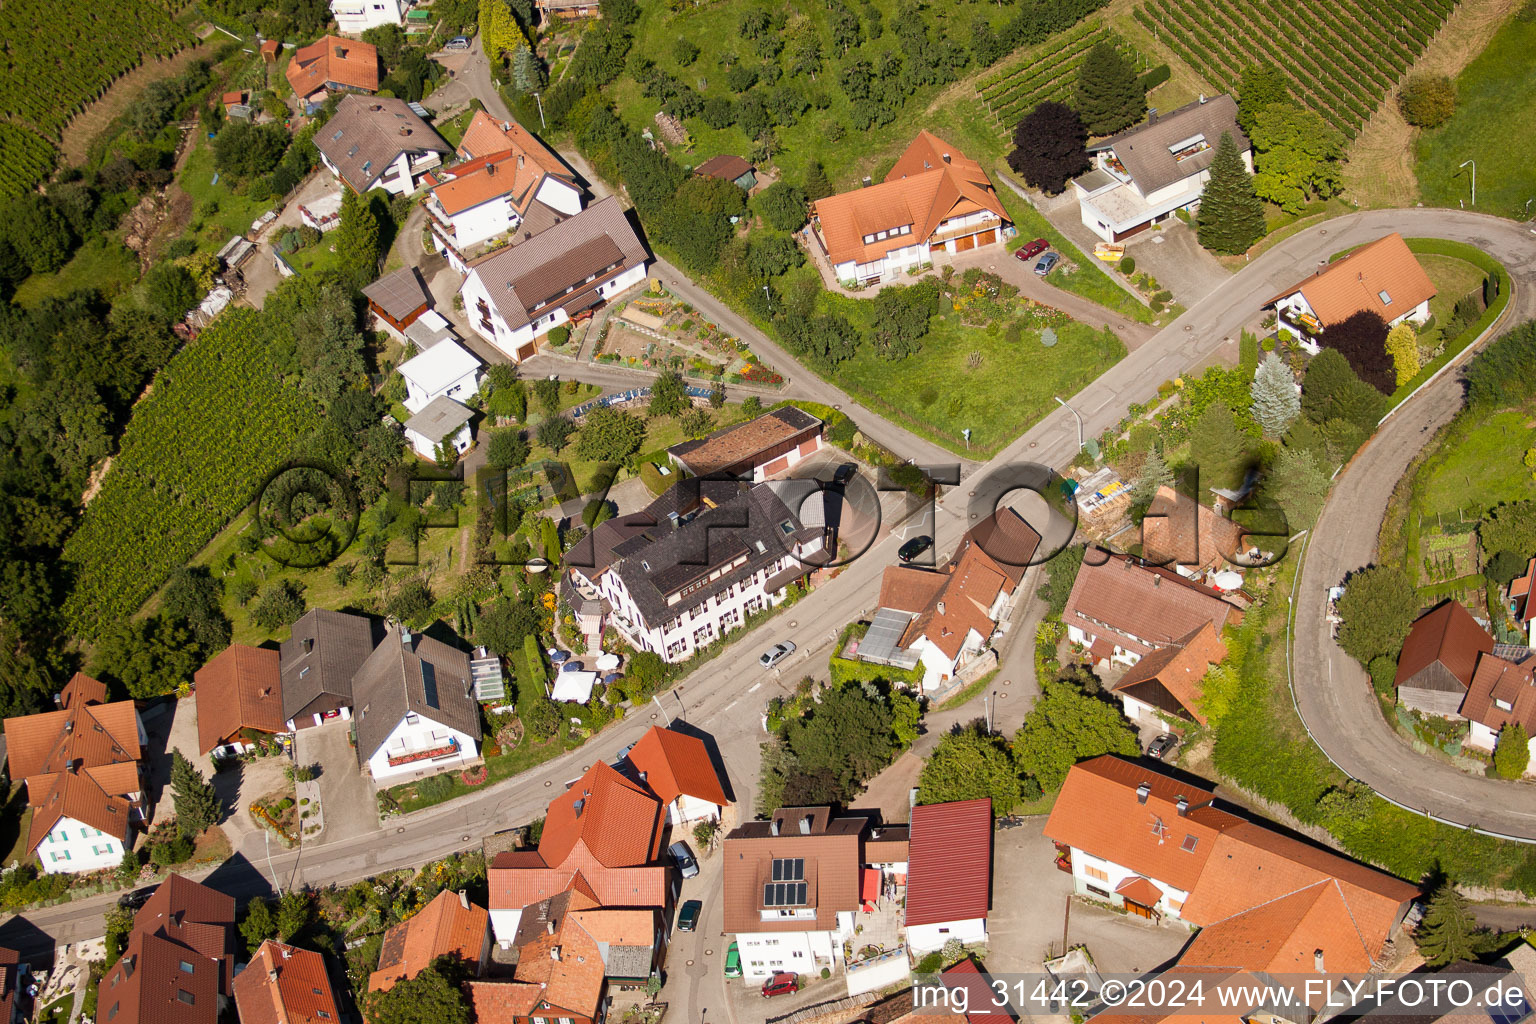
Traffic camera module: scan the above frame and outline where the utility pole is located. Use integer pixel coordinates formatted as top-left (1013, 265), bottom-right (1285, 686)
top-left (1054, 396), bottom-right (1085, 452)
top-left (651, 693), bottom-right (671, 726)
top-left (532, 91), bottom-right (546, 131)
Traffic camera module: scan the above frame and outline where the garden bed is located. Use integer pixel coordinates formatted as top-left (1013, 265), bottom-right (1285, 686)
top-left (593, 290), bottom-right (783, 386)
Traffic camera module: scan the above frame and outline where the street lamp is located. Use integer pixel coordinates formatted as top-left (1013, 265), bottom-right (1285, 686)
top-left (532, 91), bottom-right (546, 131)
top-left (1460, 159), bottom-right (1476, 207)
top-left (1054, 396), bottom-right (1084, 452)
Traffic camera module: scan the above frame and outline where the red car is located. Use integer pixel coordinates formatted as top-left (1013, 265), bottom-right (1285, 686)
top-left (762, 973), bottom-right (800, 998)
top-left (1014, 238), bottom-right (1050, 261)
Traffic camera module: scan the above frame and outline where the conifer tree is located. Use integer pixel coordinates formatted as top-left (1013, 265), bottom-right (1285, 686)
top-left (1073, 41), bottom-right (1144, 136)
top-left (1251, 352), bottom-right (1300, 436)
top-left (804, 161), bottom-right (834, 202)
top-left (1129, 445), bottom-right (1172, 508)
top-left (170, 749), bottom-right (220, 837)
top-left (1415, 883), bottom-right (1495, 966)
top-left (335, 188), bottom-right (381, 288)
top-left (1197, 133), bottom-right (1265, 255)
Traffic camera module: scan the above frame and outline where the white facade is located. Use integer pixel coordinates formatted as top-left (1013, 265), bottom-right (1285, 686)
top-left (491, 907), bottom-right (523, 949)
top-left (1067, 623), bottom-right (1145, 668)
top-left (1076, 149), bottom-right (1253, 244)
top-left (319, 147), bottom-right (442, 197)
top-left (1067, 847), bottom-right (1191, 920)
top-left (1272, 288), bottom-right (1431, 354)
top-left (736, 911), bottom-right (852, 981)
top-left (906, 917), bottom-right (988, 954)
top-left (829, 210), bottom-right (1004, 286)
top-left (461, 261), bottom-right (647, 362)
top-left (593, 546), bottom-right (820, 664)
top-left (39, 817), bottom-right (126, 874)
top-left (398, 339), bottom-right (481, 414)
top-left (331, 0), bottom-right (409, 32)
top-left (431, 176), bottom-right (583, 265)
top-left (904, 585), bottom-right (1009, 691)
top-left (364, 710), bottom-right (480, 782)
top-left (405, 419), bottom-right (472, 460)
top-left (1467, 720), bottom-right (1536, 775)
top-left (668, 793), bottom-right (722, 825)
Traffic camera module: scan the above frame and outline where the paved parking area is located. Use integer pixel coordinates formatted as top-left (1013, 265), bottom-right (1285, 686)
top-left (294, 719), bottom-right (379, 845)
top-left (147, 696), bottom-right (292, 844)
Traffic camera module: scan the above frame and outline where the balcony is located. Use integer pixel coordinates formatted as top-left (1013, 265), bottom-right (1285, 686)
top-left (386, 737), bottom-right (460, 767)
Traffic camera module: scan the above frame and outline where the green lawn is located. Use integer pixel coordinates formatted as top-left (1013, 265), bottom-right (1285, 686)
top-left (1415, 8), bottom-right (1536, 218)
top-left (1419, 254), bottom-right (1486, 327)
top-left (436, 108), bottom-right (476, 149)
top-left (177, 135), bottom-right (277, 254)
top-left (13, 236), bottom-right (141, 307)
top-left (821, 294), bottom-right (1126, 454)
top-left (1413, 408), bottom-right (1535, 518)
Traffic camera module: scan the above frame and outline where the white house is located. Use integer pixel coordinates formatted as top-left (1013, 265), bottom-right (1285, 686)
top-left (1075, 94), bottom-right (1252, 244)
top-left (904, 799), bottom-right (991, 953)
top-left (1460, 653), bottom-right (1536, 774)
top-left (811, 131), bottom-right (1009, 287)
top-left (37, 817), bottom-right (129, 874)
top-left (459, 196), bottom-right (648, 362)
top-left (1061, 553), bottom-right (1241, 668)
top-left (315, 94), bottom-right (450, 196)
top-left (403, 395), bottom-right (474, 460)
top-left (1265, 232), bottom-right (1436, 352)
top-left (352, 625), bottom-right (483, 782)
top-left (331, 0), bottom-right (409, 33)
top-left (398, 338), bottom-right (481, 414)
top-left (564, 480), bottom-right (820, 664)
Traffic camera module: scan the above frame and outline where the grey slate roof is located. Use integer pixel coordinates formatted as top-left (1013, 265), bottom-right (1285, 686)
top-left (404, 395), bottom-right (474, 442)
top-left (469, 196), bottom-right (648, 332)
top-left (279, 609), bottom-right (377, 722)
top-left (317, 94), bottom-right (450, 192)
top-left (1088, 94), bottom-right (1247, 195)
top-left (351, 626), bottom-right (482, 765)
top-left (565, 477), bottom-right (746, 578)
top-left (363, 266), bottom-right (432, 321)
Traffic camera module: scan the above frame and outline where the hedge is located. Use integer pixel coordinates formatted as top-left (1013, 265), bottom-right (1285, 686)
top-left (1138, 63), bottom-right (1171, 91)
top-left (829, 655), bottom-right (923, 689)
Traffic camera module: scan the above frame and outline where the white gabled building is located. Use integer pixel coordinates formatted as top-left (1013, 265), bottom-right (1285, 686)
top-left (351, 624), bottom-right (483, 783)
top-left (1264, 232), bottom-right (1436, 353)
top-left (314, 95), bottom-right (450, 196)
top-left (331, 0), bottom-right (409, 33)
top-left (1075, 94), bottom-right (1252, 244)
top-left (398, 338), bottom-right (481, 414)
top-left (403, 395), bottom-right (474, 460)
top-left (459, 196), bottom-right (648, 363)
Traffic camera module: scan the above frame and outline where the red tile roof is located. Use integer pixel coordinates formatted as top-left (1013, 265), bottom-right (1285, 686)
top-left (666, 407), bottom-right (822, 477)
top-left (233, 940), bottom-right (342, 1024)
top-left (812, 131), bottom-right (1007, 267)
top-left (1061, 553), bottom-right (1242, 659)
top-left (368, 890), bottom-right (488, 993)
top-left (511, 903), bottom-right (607, 1020)
top-left (194, 645), bottom-right (284, 754)
top-left (625, 726), bottom-right (728, 809)
top-left (285, 36), bottom-right (379, 98)
top-left (1177, 882), bottom-right (1376, 975)
top-left (1111, 622), bottom-right (1228, 725)
top-left (721, 807), bottom-right (866, 934)
top-left (539, 761), bottom-right (665, 868)
top-left (1460, 654), bottom-right (1536, 733)
top-left (102, 874), bottom-right (237, 1024)
top-left (941, 958), bottom-right (1016, 1024)
top-left (430, 114), bottom-right (572, 218)
top-left (1114, 874), bottom-right (1164, 907)
top-left (466, 981), bottom-right (544, 1023)
top-left (1267, 233), bottom-right (1436, 328)
top-left (878, 566), bottom-right (949, 613)
top-left (906, 799), bottom-right (991, 927)
top-left (1141, 486), bottom-right (1247, 574)
top-left (1394, 600), bottom-right (1494, 691)
top-left (899, 509), bottom-right (1041, 660)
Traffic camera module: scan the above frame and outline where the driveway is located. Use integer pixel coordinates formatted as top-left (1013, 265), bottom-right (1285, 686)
top-left (294, 720), bottom-right (380, 846)
top-left (243, 170), bottom-right (342, 309)
top-left (1112, 220), bottom-right (1232, 306)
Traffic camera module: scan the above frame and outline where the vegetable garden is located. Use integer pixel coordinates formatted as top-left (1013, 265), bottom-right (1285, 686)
top-left (1133, 0), bottom-right (1456, 137)
top-left (62, 309), bottom-right (321, 638)
top-left (976, 20), bottom-right (1151, 130)
top-left (0, 0), bottom-right (193, 195)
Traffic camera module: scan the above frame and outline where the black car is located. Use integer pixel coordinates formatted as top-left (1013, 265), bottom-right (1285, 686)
top-left (118, 885), bottom-right (157, 910)
top-left (1146, 733), bottom-right (1179, 760)
top-left (833, 462), bottom-right (858, 485)
top-left (678, 899), bottom-right (703, 932)
top-left (898, 536), bottom-right (934, 562)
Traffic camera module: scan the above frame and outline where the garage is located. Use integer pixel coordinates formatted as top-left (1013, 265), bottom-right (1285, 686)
top-left (973, 228), bottom-right (997, 247)
top-left (955, 233), bottom-right (976, 252)
top-left (516, 341), bottom-right (536, 361)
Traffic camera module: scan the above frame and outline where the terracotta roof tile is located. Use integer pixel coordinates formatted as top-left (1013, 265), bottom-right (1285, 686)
top-left (878, 566), bottom-right (948, 614)
top-left (666, 407), bottom-right (822, 477)
top-left (1142, 486), bottom-right (1247, 575)
top-left (1394, 600), bottom-right (1493, 691)
top-left (625, 726), bottom-right (727, 809)
top-left (1112, 622), bottom-right (1228, 725)
top-left (102, 875), bottom-right (236, 1024)
top-left (940, 958), bottom-right (1016, 1024)
top-left (1460, 654), bottom-right (1536, 733)
top-left (1177, 882), bottom-right (1375, 974)
top-left (1511, 558), bottom-right (1536, 621)
top-left (431, 114), bottom-right (574, 220)
top-left (513, 904), bottom-right (606, 1018)
top-left (194, 645), bottom-right (284, 754)
top-left (906, 799), bottom-right (991, 927)
top-left (1114, 875), bottom-right (1164, 907)
top-left (233, 940), bottom-right (342, 1024)
top-left (1267, 233), bottom-right (1436, 328)
top-left (368, 890), bottom-right (488, 993)
top-left (466, 981), bottom-right (544, 1023)
top-left (539, 761), bottom-right (665, 868)
top-left (285, 36), bottom-right (378, 98)
top-left (1061, 553), bottom-right (1242, 659)
top-left (721, 806), bottom-right (865, 934)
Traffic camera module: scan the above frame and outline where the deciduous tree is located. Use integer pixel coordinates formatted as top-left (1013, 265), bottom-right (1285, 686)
top-left (1322, 310), bottom-right (1394, 394)
top-left (755, 182), bottom-right (808, 232)
top-left (918, 721), bottom-right (1029, 812)
top-left (1197, 132), bottom-right (1265, 255)
top-left (1496, 723), bottom-right (1531, 780)
top-left (1398, 74), bottom-right (1456, 128)
top-left (648, 370), bottom-right (688, 418)
top-left (485, 428), bottom-right (530, 470)
top-left (575, 407), bottom-right (646, 462)
top-left (362, 956), bottom-right (473, 1024)
top-left (1335, 565), bottom-right (1418, 667)
top-left (1013, 680), bottom-right (1139, 791)
top-left (1385, 323), bottom-right (1420, 387)
top-left (1236, 64), bottom-right (1290, 134)
top-left (1006, 101), bottom-right (1090, 195)
top-left (1249, 103), bottom-right (1345, 213)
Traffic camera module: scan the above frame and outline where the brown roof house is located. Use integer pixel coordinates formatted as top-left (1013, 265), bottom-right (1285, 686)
top-left (694, 154), bottom-right (756, 190)
top-left (1061, 552), bottom-right (1243, 668)
top-left (1045, 757), bottom-right (1419, 967)
top-left (459, 196), bottom-right (649, 363)
top-left (624, 725), bottom-right (730, 825)
top-left (279, 608), bottom-right (377, 730)
top-left (426, 111), bottom-right (584, 271)
top-left (350, 624), bottom-right (482, 784)
top-left (232, 940), bottom-right (342, 1024)
top-left (0, 947), bottom-right (27, 1024)
top-left (3, 673), bottom-right (147, 873)
top-left (194, 644), bottom-right (284, 756)
top-left (1266, 232), bottom-right (1436, 353)
top-left (362, 266), bottom-right (433, 333)
top-left (1140, 485), bottom-right (1250, 580)
top-left (368, 888), bottom-right (490, 993)
top-left (1459, 654), bottom-right (1536, 771)
top-left (1075, 94), bottom-right (1250, 244)
top-left (285, 36), bottom-right (379, 112)
top-left (315, 94), bottom-right (450, 196)
top-left (1394, 600), bottom-right (1494, 717)
top-left (812, 131), bottom-right (1009, 287)
top-left (864, 509), bottom-right (1040, 692)
top-left (99, 874), bottom-right (237, 1024)
top-left (1508, 556), bottom-right (1536, 645)
top-left (666, 406), bottom-right (823, 482)
top-left (1110, 622), bottom-right (1228, 726)
top-left (722, 806), bottom-right (866, 981)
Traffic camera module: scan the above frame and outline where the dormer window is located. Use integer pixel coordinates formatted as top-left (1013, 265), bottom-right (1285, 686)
top-left (1496, 698), bottom-right (1514, 712)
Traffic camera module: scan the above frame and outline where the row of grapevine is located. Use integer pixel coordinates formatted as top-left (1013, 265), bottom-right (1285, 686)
top-left (0, 125), bottom-right (57, 200)
top-left (978, 19), bottom-right (1107, 94)
top-left (978, 22), bottom-right (1149, 130)
top-left (61, 309), bottom-right (322, 638)
top-left (1133, 0), bottom-right (1454, 139)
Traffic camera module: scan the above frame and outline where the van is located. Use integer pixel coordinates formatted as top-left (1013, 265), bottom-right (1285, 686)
top-left (669, 840), bottom-right (699, 879)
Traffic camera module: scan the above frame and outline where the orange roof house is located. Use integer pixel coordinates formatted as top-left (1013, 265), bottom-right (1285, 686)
top-left (1393, 600), bottom-right (1495, 717)
top-left (625, 725), bottom-right (728, 823)
top-left (260, 40), bottom-right (281, 63)
top-left (368, 889), bottom-right (490, 993)
top-left (285, 36), bottom-right (379, 108)
top-left (1510, 557), bottom-right (1536, 629)
top-left (100, 874), bottom-right (237, 1024)
top-left (1459, 655), bottom-right (1536, 763)
top-left (1141, 485), bottom-right (1248, 578)
top-left (233, 940), bottom-right (342, 1024)
top-left (1111, 621), bottom-right (1228, 725)
top-left (3, 672), bottom-right (146, 870)
top-left (1267, 232), bottom-right (1436, 345)
top-left (811, 131), bottom-right (1009, 286)
top-left (194, 644), bottom-right (285, 754)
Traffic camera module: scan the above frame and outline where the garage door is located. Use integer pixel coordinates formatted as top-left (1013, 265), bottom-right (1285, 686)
top-left (763, 455), bottom-right (790, 476)
top-left (516, 341), bottom-right (536, 361)
top-left (973, 229), bottom-right (996, 247)
top-left (955, 233), bottom-right (976, 252)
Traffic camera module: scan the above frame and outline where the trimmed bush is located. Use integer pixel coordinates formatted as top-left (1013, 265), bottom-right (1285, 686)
top-left (1118, 255), bottom-right (1135, 274)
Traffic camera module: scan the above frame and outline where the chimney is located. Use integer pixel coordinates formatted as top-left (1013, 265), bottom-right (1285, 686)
top-left (1153, 575), bottom-right (1161, 587)
top-left (1136, 783), bottom-right (1150, 804)
top-left (937, 601), bottom-right (946, 616)
top-left (573, 797), bottom-right (586, 818)
top-left (401, 627), bottom-right (412, 647)
top-left (942, 152), bottom-right (951, 163)
top-left (370, 103), bottom-right (382, 112)
top-left (486, 162), bottom-right (495, 177)
top-left (550, 946), bottom-right (561, 961)
top-left (1314, 949), bottom-right (1325, 973)
top-left (770, 818), bottom-right (780, 836)
top-left (302, 637), bottom-right (314, 655)
top-left (517, 154), bottom-right (524, 168)
top-left (336, 46), bottom-right (346, 57)
top-left (547, 920), bottom-right (555, 935)
top-left (267, 968), bottom-right (279, 982)
top-left (1176, 796), bottom-right (1189, 816)
top-left (399, 126), bottom-right (411, 137)
top-left (458, 889), bottom-right (469, 909)
top-left (799, 815), bottom-right (813, 835)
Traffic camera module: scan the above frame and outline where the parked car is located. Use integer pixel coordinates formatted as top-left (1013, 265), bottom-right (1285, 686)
top-left (762, 973), bottom-right (800, 998)
top-left (759, 642), bottom-right (796, 669)
top-left (996, 815), bottom-right (1025, 830)
top-left (118, 885), bottom-right (157, 910)
top-left (898, 536), bottom-right (934, 562)
top-left (1146, 733), bottom-right (1180, 760)
top-left (1015, 238), bottom-right (1050, 261)
top-left (444, 36), bottom-right (471, 50)
top-left (833, 462), bottom-right (858, 484)
top-left (1034, 251), bottom-right (1061, 275)
top-left (670, 840), bottom-right (699, 879)
top-left (677, 899), bottom-right (703, 932)
top-left (322, 709), bottom-right (342, 720)
top-left (615, 744), bottom-right (634, 764)
top-left (724, 941), bottom-right (742, 979)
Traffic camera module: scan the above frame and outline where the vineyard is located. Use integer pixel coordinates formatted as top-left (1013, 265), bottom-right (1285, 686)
top-left (0, 0), bottom-right (193, 195)
top-left (976, 20), bottom-right (1148, 131)
top-left (1133, 0), bottom-right (1456, 137)
top-left (62, 309), bottom-right (321, 638)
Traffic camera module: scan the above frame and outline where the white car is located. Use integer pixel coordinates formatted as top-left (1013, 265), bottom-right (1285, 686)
top-left (759, 642), bottom-right (796, 669)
